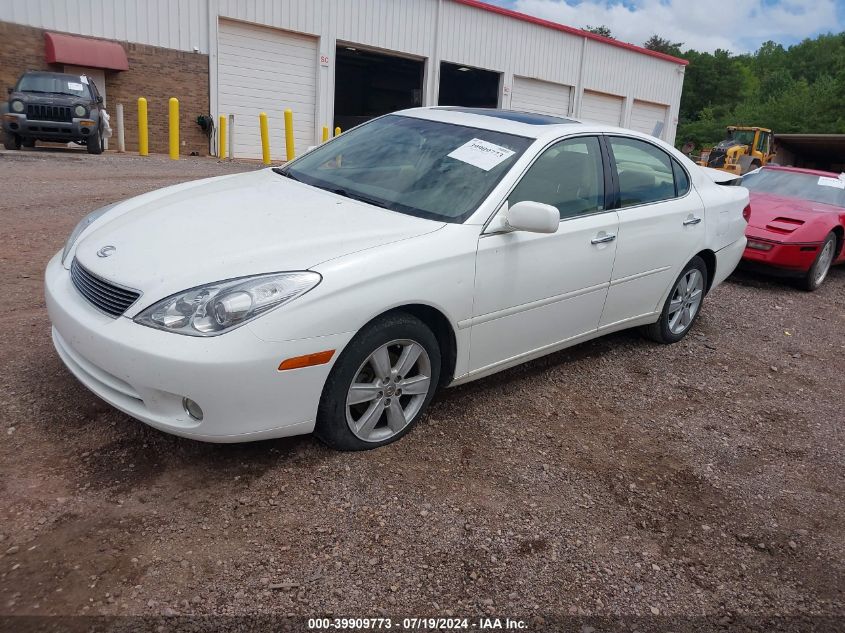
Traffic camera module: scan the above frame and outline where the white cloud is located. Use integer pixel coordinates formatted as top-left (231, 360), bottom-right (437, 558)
top-left (510, 0), bottom-right (841, 53)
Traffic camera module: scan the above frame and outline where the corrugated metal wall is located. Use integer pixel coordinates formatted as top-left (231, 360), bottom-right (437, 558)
top-left (0, 0), bottom-right (685, 144)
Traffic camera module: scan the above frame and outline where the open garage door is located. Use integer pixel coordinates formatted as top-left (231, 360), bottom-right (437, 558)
top-left (630, 100), bottom-right (668, 139)
top-left (580, 91), bottom-right (623, 126)
top-left (510, 77), bottom-right (571, 117)
top-left (334, 46), bottom-right (424, 132)
top-left (438, 62), bottom-right (500, 108)
top-left (218, 20), bottom-right (316, 159)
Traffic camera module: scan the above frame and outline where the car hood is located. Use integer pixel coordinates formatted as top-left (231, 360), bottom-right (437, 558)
top-left (73, 168), bottom-right (444, 307)
top-left (747, 192), bottom-right (843, 232)
top-left (12, 91), bottom-right (88, 105)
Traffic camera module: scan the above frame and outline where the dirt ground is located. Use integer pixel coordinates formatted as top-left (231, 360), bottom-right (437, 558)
top-left (0, 149), bottom-right (842, 630)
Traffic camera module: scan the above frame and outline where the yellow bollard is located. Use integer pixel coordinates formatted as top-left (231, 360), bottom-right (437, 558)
top-left (259, 112), bottom-right (271, 165)
top-left (137, 97), bottom-right (148, 156)
top-left (218, 115), bottom-right (227, 159)
top-left (284, 108), bottom-right (295, 161)
top-left (334, 126), bottom-right (341, 137)
top-left (322, 126), bottom-right (329, 142)
top-left (168, 97), bottom-right (179, 160)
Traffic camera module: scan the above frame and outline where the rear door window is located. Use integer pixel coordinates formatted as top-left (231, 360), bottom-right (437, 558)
top-left (609, 137), bottom-right (677, 207)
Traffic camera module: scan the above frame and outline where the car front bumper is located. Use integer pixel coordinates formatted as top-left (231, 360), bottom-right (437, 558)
top-left (3, 113), bottom-right (97, 141)
top-left (45, 252), bottom-right (352, 442)
top-left (741, 232), bottom-right (820, 275)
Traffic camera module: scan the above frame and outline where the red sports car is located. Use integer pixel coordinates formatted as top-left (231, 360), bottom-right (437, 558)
top-left (740, 166), bottom-right (845, 290)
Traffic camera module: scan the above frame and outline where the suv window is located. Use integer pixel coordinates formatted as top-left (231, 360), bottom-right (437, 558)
top-left (509, 136), bottom-right (605, 220)
top-left (609, 137), bottom-right (678, 207)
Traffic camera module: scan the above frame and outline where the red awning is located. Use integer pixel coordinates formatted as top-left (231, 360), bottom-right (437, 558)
top-left (44, 32), bottom-right (129, 71)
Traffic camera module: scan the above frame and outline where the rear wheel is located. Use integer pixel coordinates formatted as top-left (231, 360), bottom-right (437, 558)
top-left (800, 232), bottom-right (836, 291)
top-left (643, 256), bottom-right (708, 344)
top-left (86, 126), bottom-right (103, 154)
top-left (315, 312), bottom-right (441, 451)
top-left (3, 132), bottom-right (21, 150)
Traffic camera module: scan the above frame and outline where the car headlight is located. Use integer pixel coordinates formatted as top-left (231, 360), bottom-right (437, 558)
top-left (61, 202), bottom-right (118, 265)
top-left (11, 100), bottom-right (24, 113)
top-left (74, 104), bottom-right (87, 117)
top-left (134, 272), bottom-right (322, 336)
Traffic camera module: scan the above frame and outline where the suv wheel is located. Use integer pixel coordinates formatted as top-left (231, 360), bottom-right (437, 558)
top-left (86, 126), bottom-right (103, 155)
top-left (3, 132), bottom-right (21, 150)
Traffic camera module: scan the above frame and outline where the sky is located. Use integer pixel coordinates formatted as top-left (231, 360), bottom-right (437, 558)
top-left (485, 0), bottom-right (845, 54)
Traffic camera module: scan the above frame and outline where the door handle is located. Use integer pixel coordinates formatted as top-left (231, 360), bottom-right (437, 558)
top-left (683, 217), bottom-right (702, 226)
top-left (591, 233), bottom-right (616, 245)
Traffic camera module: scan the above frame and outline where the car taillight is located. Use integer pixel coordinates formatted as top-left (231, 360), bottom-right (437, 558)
top-left (742, 204), bottom-right (751, 222)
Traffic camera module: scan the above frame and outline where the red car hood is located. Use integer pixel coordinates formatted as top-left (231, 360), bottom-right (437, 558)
top-left (747, 192), bottom-right (843, 236)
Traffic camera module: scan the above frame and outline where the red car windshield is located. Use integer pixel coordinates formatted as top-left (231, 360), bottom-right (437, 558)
top-left (742, 169), bottom-right (845, 207)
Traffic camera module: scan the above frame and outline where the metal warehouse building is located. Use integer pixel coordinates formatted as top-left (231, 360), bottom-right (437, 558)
top-left (0, 0), bottom-right (687, 159)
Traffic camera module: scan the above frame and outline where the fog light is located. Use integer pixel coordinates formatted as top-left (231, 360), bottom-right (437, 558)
top-left (182, 397), bottom-right (203, 421)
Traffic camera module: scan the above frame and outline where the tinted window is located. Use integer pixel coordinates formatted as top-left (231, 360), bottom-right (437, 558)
top-left (672, 159), bottom-right (690, 196)
top-left (508, 136), bottom-right (605, 219)
top-left (610, 137), bottom-right (676, 207)
top-left (281, 115), bottom-right (532, 223)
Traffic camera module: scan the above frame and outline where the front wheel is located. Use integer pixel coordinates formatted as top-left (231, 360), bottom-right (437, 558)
top-left (315, 312), bottom-right (441, 451)
top-left (800, 232), bottom-right (836, 291)
top-left (643, 256), bottom-right (708, 344)
top-left (3, 132), bottom-right (21, 150)
top-left (86, 126), bottom-right (103, 154)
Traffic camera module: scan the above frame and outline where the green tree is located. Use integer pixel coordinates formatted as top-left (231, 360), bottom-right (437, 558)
top-left (644, 35), bottom-right (684, 57)
top-left (584, 25), bottom-right (613, 38)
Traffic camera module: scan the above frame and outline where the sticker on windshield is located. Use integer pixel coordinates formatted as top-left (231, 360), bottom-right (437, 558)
top-left (447, 138), bottom-right (516, 171)
top-left (818, 176), bottom-right (845, 189)
top-left (67, 82), bottom-right (84, 91)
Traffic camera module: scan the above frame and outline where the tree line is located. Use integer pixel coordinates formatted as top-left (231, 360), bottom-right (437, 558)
top-left (585, 27), bottom-right (845, 149)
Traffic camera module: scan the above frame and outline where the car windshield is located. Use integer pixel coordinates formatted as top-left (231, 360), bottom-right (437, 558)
top-left (277, 115), bottom-right (533, 223)
top-left (727, 129), bottom-right (756, 146)
top-left (16, 74), bottom-right (89, 97)
top-left (742, 169), bottom-right (845, 207)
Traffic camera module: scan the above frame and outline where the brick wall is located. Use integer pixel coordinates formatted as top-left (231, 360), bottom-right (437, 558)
top-left (0, 21), bottom-right (211, 156)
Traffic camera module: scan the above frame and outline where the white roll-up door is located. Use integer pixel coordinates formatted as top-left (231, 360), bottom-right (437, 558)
top-left (510, 76), bottom-right (572, 117)
top-left (217, 19), bottom-right (317, 159)
top-left (580, 91), bottom-right (624, 126)
top-left (629, 100), bottom-right (669, 138)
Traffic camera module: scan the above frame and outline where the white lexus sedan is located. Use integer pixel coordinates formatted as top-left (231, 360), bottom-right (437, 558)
top-left (46, 107), bottom-right (748, 450)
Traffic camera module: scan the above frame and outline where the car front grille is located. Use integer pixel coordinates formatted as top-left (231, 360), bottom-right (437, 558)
top-left (70, 258), bottom-right (141, 318)
top-left (27, 104), bottom-right (73, 122)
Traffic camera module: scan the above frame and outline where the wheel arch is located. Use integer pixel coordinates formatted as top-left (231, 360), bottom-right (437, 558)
top-left (695, 249), bottom-right (717, 294)
top-left (831, 225), bottom-right (844, 260)
top-left (360, 304), bottom-right (458, 388)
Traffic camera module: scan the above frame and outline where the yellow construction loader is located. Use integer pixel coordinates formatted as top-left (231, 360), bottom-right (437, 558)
top-left (697, 126), bottom-right (776, 175)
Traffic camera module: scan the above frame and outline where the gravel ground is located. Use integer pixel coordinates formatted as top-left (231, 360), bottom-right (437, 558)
top-left (0, 149), bottom-right (843, 630)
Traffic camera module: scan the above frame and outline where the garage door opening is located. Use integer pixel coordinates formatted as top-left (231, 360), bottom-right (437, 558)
top-left (438, 62), bottom-right (500, 108)
top-left (334, 46), bottom-right (424, 132)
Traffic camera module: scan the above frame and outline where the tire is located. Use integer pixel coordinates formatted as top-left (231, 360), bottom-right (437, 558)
top-left (643, 256), bottom-right (709, 344)
top-left (86, 126), bottom-right (103, 154)
top-left (21, 138), bottom-right (35, 148)
top-left (315, 312), bottom-right (441, 451)
top-left (800, 232), bottom-right (836, 291)
top-left (3, 132), bottom-right (21, 150)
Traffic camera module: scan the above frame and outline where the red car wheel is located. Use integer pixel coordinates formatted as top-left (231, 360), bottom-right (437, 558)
top-left (801, 232), bottom-right (837, 291)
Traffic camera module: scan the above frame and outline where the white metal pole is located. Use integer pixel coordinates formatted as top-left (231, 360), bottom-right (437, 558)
top-left (115, 103), bottom-right (125, 153)
top-left (228, 114), bottom-right (235, 160)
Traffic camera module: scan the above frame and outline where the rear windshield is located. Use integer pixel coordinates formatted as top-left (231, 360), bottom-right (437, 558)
top-left (15, 74), bottom-right (90, 98)
top-left (278, 115), bottom-right (533, 223)
top-left (742, 169), bottom-right (845, 207)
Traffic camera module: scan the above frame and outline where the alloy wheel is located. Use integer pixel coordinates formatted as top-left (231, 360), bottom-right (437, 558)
top-left (345, 339), bottom-right (432, 443)
top-left (667, 268), bottom-right (704, 335)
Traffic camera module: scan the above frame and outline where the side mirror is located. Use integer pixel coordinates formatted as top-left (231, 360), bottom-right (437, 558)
top-left (504, 200), bottom-right (559, 234)
top-left (96, 95), bottom-right (103, 104)
top-left (6, 87), bottom-right (12, 95)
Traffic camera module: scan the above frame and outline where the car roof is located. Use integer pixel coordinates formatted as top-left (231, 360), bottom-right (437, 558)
top-left (394, 106), bottom-right (630, 139)
top-left (759, 165), bottom-right (843, 179)
top-left (20, 70), bottom-right (86, 81)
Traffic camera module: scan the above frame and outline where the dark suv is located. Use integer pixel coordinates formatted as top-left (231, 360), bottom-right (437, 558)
top-left (2, 71), bottom-right (106, 154)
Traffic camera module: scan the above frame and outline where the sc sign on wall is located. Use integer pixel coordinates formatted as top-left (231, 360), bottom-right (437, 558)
top-left (217, 19), bottom-right (317, 159)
